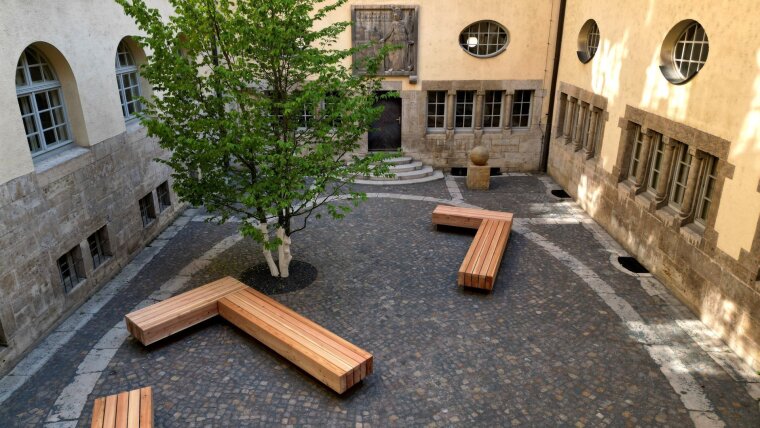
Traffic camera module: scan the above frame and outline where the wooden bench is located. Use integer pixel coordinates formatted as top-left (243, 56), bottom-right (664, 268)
top-left (125, 277), bottom-right (246, 345)
top-left (124, 277), bottom-right (373, 394)
top-left (432, 205), bottom-right (513, 290)
top-left (218, 287), bottom-right (373, 394)
top-left (91, 386), bottom-right (152, 428)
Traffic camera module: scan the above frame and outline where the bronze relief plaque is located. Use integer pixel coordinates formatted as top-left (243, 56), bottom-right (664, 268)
top-left (351, 5), bottom-right (419, 81)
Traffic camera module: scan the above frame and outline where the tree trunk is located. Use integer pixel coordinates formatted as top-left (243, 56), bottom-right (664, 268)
top-left (276, 227), bottom-right (293, 278)
top-left (258, 223), bottom-right (280, 276)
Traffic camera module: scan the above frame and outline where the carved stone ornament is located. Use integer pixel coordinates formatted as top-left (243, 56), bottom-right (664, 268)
top-left (351, 5), bottom-right (419, 82)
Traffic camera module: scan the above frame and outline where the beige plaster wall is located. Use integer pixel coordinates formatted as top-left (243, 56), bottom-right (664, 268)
top-left (554, 0), bottom-right (760, 261)
top-left (322, 0), bottom-right (558, 91)
top-left (0, 0), bottom-right (173, 184)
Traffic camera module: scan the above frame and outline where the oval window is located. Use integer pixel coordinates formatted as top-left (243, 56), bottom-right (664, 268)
top-left (459, 21), bottom-right (509, 58)
top-left (660, 20), bottom-right (709, 84)
top-left (577, 19), bottom-right (600, 63)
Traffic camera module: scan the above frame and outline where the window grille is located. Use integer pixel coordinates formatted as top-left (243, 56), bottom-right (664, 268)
top-left (482, 91), bottom-right (502, 128)
top-left (87, 229), bottom-right (109, 269)
top-left (139, 193), bottom-right (156, 227)
top-left (455, 91), bottom-right (475, 129)
top-left (459, 21), bottom-right (509, 58)
top-left (426, 91), bottom-right (446, 129)
top-left (58, 248), bottom-right (84, 293)
top-left (115, 41), bottom-right (143, 120)
top-left (511, 90), bottom-right (532, 128)
top-left (673, 22), bottom-right (709, 82)
top-left (16, 47), bottom-right (72, 156)
top-left (587, 21), bottom-right (600, 58)
top-left (157, 182), bottom-right (171, 211)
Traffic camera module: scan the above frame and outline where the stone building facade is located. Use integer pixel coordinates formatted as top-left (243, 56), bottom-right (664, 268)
top-left (547, 0), bottom-right (760, 369)
top-left (1, 0), bottom-right (759, 375)
top-left (0, 0), bottom-right (181, 374)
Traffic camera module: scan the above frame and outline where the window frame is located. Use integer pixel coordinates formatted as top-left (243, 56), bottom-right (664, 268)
top-left (16, 47), bottom-right (74, 157)
top-left (87, 228), bottom-right (110, 270)
top-left (454, 90), bottom-right (475, 130)
top-left (628, 125), bottom-right (645, 180)
top-left (577, 19), bottom-right (600, 63)
top-left (695, 155), bottom-right (717, 226)
top-left (459, 20), bottom-right (510, 58)
top-left (646, 133), bottom-right (664, 194)
top-left (511, 90), bottom-right (532, 129)
top-left (58, 247), bottom-right (85, 293)
top-left (157, 181), bottom-right (172, 212)
top-left (659, 20), bottom-right (709, 85)
top-left (668, 143), bottom-right (692, 209)
top-left (426, 90), bottom-right (447, 131)
top-left (115, 41), bottom-right (143, 121)
top-left (139, 193), bottom-right (156, 227)
top-left (482, 90), bottom-right (503, 129)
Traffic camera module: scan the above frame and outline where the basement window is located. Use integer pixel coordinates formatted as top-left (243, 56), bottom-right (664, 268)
top-left (157, 181), bottom-right (172, 212)
top-left (58, 246), bottom-right (85, 293)
top-left (139, 193), bottom-right (156, 227)
top-left (87, 226), bottom-right (111, 270)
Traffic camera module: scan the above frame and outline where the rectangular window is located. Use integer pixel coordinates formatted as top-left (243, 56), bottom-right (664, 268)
top-left (646, 133), bottom-right (664, 193)
top-left (628, 125), bottom-right (644, 180)
top-left (58, 247), bottom-right (85, 293)
top-left (157, 181), bottom-right (171, 212)
top-left (87, 227), bottom-right (110, 270)
top-left (455, 91), bottom-right (475, 129)
top-left (511, 90), bottom-right (532, 128)
top-left (139, 193), bottom-right (156, 227)
top-left (299, 103), bottom-right (314, 129)
top-left (695, 155), bottom-right (718, 225)
top-left (324, 91), bottom-right (341, 127)
top-left (427, 91), bottom-right (446, 130)
top-left (669, 143), bottom-right (692, 208)
top-left (482, 91), bottom-right (502, 128)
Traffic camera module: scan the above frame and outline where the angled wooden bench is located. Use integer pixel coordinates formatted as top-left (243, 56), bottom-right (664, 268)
top-left (125, 277), bottom-right (246, 345)
top-left (432, 205), bottom-right (513, 290)
top-left (124, 277), bottom-right (372, 394)
top-left (91, 386), bottom-right (152, 428)
top-left (219, 287), bottom-right (373, 394)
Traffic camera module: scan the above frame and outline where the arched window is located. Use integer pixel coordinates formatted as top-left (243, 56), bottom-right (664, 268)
top-left (16, 47), bottom-right (73, 156)
top-left (115, 41), bottom-right (143, 120)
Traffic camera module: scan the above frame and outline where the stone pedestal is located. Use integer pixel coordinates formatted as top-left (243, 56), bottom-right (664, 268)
top-left (466, 164), bottom-right (490, 190)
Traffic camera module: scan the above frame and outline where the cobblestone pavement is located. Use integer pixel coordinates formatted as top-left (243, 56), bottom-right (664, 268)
top-left (1, 174), bottom-right (759, 427)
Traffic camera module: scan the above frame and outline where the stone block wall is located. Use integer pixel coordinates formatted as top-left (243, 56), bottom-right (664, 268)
top-left (548, 104), bottom-right (760, 370)
top-left (0, 126), bottom-right (183, 374)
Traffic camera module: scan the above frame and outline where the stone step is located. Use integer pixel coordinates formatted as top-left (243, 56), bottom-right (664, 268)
top-left (381, 156), bottom-right (413, 165)
top-left (367, 165), bottom-right (434, 181)
top-left (353, 170), bottom-right (444, 185)
top-left (388, 161), bottom-right (423, 173)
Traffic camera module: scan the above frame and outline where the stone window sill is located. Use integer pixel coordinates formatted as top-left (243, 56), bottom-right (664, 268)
top-left (680, 222), bottom-right (705, 245)
top-left (33, 144), bottom-right (91, 175)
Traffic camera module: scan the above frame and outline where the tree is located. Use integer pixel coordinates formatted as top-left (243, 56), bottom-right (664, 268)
top-left (117, 0), bottom-right (395, 277)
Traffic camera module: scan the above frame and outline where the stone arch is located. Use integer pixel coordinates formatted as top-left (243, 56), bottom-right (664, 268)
top-left (16, 41), bottom-right (90, 147)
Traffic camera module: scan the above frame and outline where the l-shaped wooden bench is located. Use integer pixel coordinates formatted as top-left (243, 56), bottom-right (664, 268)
top-left (432, 205), bottom-right (513, 291)
top-left (125, 277), bottom-right (372, 394)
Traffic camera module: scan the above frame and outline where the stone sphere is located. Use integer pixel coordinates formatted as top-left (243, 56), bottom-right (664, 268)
top-left (470, 146), bottom-right (489, 166)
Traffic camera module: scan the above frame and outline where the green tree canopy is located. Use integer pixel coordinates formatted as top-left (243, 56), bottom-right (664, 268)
top-left (117, 0), bottom-right (395, 276)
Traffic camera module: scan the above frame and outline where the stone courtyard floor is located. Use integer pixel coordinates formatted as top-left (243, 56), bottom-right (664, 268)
top-left (1, 174), bottom-right (759, 427)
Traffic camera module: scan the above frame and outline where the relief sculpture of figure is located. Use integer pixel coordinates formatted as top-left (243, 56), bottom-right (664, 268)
top-left (379, 7), bottom-right (414, 72)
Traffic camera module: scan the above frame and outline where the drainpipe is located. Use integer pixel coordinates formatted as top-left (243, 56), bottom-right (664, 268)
top-left (539, 0), bottom-right (567, 172)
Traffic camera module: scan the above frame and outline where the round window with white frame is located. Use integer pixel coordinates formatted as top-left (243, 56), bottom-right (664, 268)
top-left (577, 19), bottom-right (600, 63)
top-left (660, 20), bottom-right (709, 84)
top-left (115, 40), bottom-right (143, 120)
top-left (15, 47), bottom-right (73, 157)
top-left (459, 21), bottom-right (509, 58)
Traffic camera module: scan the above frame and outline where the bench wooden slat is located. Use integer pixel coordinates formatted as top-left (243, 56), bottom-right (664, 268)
top-left (125, 278), bottom-right (246, 345)
top-left (222, 293), bottom-right (355, 373)
top-left (457, 219), bottom-right (511, 290)
top-left (92, 387), bottom-right (152, 428)
top-left (238, 287), bottom-right (372, 366)
top-left (218, 288), bottom-right (372, 394)
top-left (475, 220), bottom-right (505, 288)
top-left (91, 397), bottom-right (106, 428)
top-left (432, 204), bottom-right (513, 229)
top-left (139, 387), bottom-right (153, 428)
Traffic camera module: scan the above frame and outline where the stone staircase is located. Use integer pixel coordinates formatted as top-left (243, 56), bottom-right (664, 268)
top-left (355, 156), bottom-right (443, 184)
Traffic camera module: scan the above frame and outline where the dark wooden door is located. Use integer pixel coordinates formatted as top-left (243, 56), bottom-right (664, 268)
top-left (368, 96), bottom-right (402, 151)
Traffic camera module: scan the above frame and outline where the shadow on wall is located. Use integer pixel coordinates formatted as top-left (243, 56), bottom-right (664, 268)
top-left (590, 30), bottom-right (629, 108)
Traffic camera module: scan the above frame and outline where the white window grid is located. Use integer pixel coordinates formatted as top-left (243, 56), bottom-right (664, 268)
top-left (427, 91), bottom-right (446, 129)
top-left (88, 231), bottom-right (107, 270)
top-left (139, 193), bottom-right (156, 227)
top-left (669, 143), bottom-right (692, 208)
top-left (587, 22), bottom-right (600, 57)
top-left (482, 91), bottom-right (502, 128)
top-left (646, 134), bottom-right (664, 193)
top-left (695, 155), bottom-right (717, 225)
top-left (511, 90), bottom-right (532, 128)
top-left (299, 103), bottom-right (315, 129)
top-left (157, 182), bottom-right (172, 211)
top-left (116, 41), bottom-right (143, 120)
top-left (16, 48), bottom-right (73, 156)
top-left (628, 125), bottom-right (645, 179)
top-left (58, 249), bottom-right (83, 293)
top-left (673, 22), bottom-right (709, 82)
top-left (459, 21), bottom-right (509, 58)
top-left (455, 91), bottom-right (475, 128)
